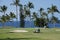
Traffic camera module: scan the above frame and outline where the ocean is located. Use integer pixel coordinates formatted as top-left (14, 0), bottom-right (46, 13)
top-left (0, 21), bottom-right (60, 28)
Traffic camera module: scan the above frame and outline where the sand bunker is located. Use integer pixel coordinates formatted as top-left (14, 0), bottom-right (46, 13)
top-left (10, 30), bottom-right (28, 33)
top-left (56, 29), bottom-right (60, 31)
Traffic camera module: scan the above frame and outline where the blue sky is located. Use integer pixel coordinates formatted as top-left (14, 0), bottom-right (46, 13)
top-left (0, 0), bottom-right (60, 21)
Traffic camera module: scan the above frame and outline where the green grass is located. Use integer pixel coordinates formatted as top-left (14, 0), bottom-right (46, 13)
top-left (0, 28), bottom-right (60, 40)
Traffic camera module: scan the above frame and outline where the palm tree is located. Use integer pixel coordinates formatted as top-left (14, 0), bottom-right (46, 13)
top-left (0, 5), bottom-right (7, 15)
top-left (24, 2), bottom-right (34, 16)
top-left (19, 5), bottom-right (25, 28)
top-left (0, 15), bottom-right (6, 27)
top-left (25, 2), bottom-right (34, 27)
top-left (39, 8), bottom-right (44, 17)
top-left (24, 6), bottom-right (30, 17)
top-left (9, 12), bottom-right (16, 21)
top-left (33, 12), bottom-right (39, 27)
top-left (47, 4), bottom-right (60, 17)
top-left (1, 12), bottom-right (16, 27)
top-left (39, 8), bottom-right (49, 28)
top-left (33, 12), bottom-right (38, 19)
top-left (32, 12), bottom-right (40, 33)
top-left (11, 0), bottom-right (20, 21)
top-left (0, 14), bottom-right (10, 28)
top-left (5, 14), bottom-right (10, 21)
top-left (28, 2), bottom-right (34, 16)
top-left (47, 4), bottom-right (60, 28)
top-left (51, 16), bottom-right (58, 28)
top-left (39, 8), bottom-right (47, 28)
top-left (20, 13), bottom-right (25, 28)
top-left (9, 12), bottom-right (16, 27)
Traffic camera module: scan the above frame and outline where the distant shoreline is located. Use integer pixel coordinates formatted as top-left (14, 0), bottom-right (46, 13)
top-left (0, 21), bottom-right (60, 28)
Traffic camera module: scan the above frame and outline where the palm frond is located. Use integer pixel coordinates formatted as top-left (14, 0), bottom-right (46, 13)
top-left (11, 0), bottom-right (20, 6)
top-left (42, 12), bottom-right (47, 16)
top-left (28, 2), bottom-right (34, 8)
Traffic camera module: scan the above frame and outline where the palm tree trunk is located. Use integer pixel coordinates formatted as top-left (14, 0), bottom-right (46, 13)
top-left (16, 5), bottom-right (18, 21)
top-left (30, 15), bottom-right (32, 27)
top-left (52, 13), bottom-right (54, 17)
top-left (40, 12), bottom-right (42, 18)
top-left (3, 22), bottom-right (5, 28)
top-left (46, 14), bottom-right (49, 28)
top-left (16, 5), bottom-right (18, 28)
top-left (30, 9), bottom-right (32, 27)
top-left (52, 13), bottom-right (55, 28)
top-left (3, 12), bottom-right (5, 28)
top-left (4, 11), bottom-right (5, 15)
top-left (54, 23), bottom-right (55, 28)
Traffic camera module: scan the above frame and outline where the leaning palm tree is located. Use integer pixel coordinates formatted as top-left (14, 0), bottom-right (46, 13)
top-left (39, 7), bottom-right (50, 28)
top-left (33, 12), bottom-right (39, 27)
top-left (33, 12), bottom-right (46, 32)
top-left (41, 12), bottom-right (49, 28)
top-left (39, 8), bottom-right (44, 17)
top-left (11, 0), bottom-right (20, 21)
top-left (0, 5), bottom-right (7, 15)
top-left (39, 8), bottom-right (48, 28)
top-left (32, 12), bottom-right (40, 33)
top-left (33, 12), bottom-right (38, 19)
top-left (40, 8), bottom-right (49, 23)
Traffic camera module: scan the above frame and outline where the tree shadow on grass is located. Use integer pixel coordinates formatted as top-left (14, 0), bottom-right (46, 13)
top-left (0, 38), bottom-right (37, 40)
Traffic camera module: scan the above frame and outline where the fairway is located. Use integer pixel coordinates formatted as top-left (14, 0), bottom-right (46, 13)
top-left (0, 28), bottom-right (60, 40)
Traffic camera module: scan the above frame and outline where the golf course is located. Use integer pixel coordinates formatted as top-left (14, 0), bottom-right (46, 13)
top-left (0, 28), bottom-right (60, 40)
top-left (0, 0), bottom-right (60, 40)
